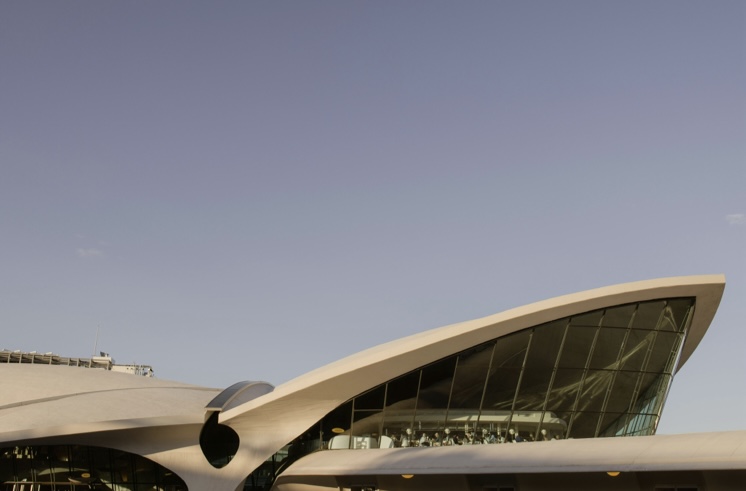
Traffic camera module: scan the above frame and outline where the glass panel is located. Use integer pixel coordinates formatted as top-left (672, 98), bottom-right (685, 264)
top-left (322, 400), bottom-right (353, 438)
top-left (417, 357), bottom-right (458, 410)
top-left (14, 448), bottom-right (34, 482)
top-left (384, 371), bottom-right (420, 410)
top-left (411, 428), bottom-right (436, 447)
top-left (513, 366), bottom-right (553, 411)
top-left (355, 385), bottom-right (386, 410)
top-left (0, 448), bottom-right (15, 483)
top-left (575, 370), bottom-right (613, 412)
top-left (517, 321), bottom-right (566, 433)
top-left (448, 343), bottom-right (493, 410)
top-left (288, 430), bottom-right (322, 459)
top-left (659, 304), bottom-right (678, 332)
top-left (598, 412), bottom-right (627, 437)
top-left (381, 372), bottom-right (419, 441)
top-left (510, 426), bottom-right (534, 442)
top-left (443, 344), bottom-right (493, 441)
top-left (552, 409), bottom-right (574, 439)
top-left (32, 446), bottom-right (53, 484)
top-left (480, 332), bottom-right (528, 419)
top-left (69, 445), bottom-right (90, 473)
top-left (631, 301), bottom-right (665, 330)
top-left (538, 411), bottom-right (567, 440)
top-left (484, 329), bottom-right (531, 413)
top-left (245, 458), bottom-right (276, 491)
top-left (112, 449), bottom-right (133, 485)
top-left (625, 413), bottom-right (658, 435)
top-left (0, 446), bottom-right (185, 491)
top-left (48, 446), bottom-right (72, 484)
top-left (626, 412), bottom-right (644, 435)
top-left (620, 329), bottom-right (655, 371)
top-left (666, 298), bottom-right (694, 332)
top-left (411, 357), bottom-right (457, 437)
top-left (601, 304), bottom-right (636, 328)
top-left (645, 331), bottom-right (680, 374)
top-left (524, 321), bottom-right (565, 369)
top-left (567, 411), bottom-right (603, 438)
top-left (634, 373), bottom-right (671, 413)
top-left (133, 455), bottom-right (157, 484)
top-left (570, 310), bottom-right (603, 327)
top-left (491, 330), bottom-right (531, 368)
top-left (481, 366), bottom-right (521, 411)
top-left (544, 368), bottom-right (585, 413)
top-left (412, 416), bottom-right (444, 445)
top-left (558, 326), bottom-right (596, 368)
top-left (604, 371), bottom-right (638, 413)
top-left (91, 447), bottom-right (113, 485)
top-left (352, 410), bottom-right (381, 437)
top-left (589, 327), bottom-right (626, 370)
top-left (160, 466), bottom-right (185, 487)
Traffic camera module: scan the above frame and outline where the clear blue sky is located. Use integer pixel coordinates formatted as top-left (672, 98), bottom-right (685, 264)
top-left (1, 1), bottom-right (744, 435)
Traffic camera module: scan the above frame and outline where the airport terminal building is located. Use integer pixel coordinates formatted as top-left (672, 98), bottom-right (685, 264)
top-left (2, 275), bottom-right (744, 490)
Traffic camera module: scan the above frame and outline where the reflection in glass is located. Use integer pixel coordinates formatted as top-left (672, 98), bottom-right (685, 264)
top-left (0, 445), bottom-right (186, 490)
top-left (249, 298), bottom-right (696, 488)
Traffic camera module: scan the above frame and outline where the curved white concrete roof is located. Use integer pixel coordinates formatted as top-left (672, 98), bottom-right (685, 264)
top-left (0, 275), bottom-right (726, 491)
top-left (0, 364), bottom-right (218, 442)
top-left (210, 275), bottom-right (724, 489)
top-left (229, 274), bottom-right (724, 417)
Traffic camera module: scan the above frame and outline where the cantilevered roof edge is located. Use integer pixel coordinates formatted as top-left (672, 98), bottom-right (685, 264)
top-left (222, 275), bottom-right (725, 423)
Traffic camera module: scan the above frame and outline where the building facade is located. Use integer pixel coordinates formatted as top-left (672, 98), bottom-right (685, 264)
top-left (2, 275), bottom-right (743, 491)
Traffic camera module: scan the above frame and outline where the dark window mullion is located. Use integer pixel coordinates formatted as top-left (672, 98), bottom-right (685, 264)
top-left (594, 306), bottom-right (639, 437)
top-left (411, 369), bottom-right (424, 435)
top-left (565, 311), bottom-right (604, 438)
top-left (349, 397), bottom-right (356, 448)
top-left (649, 302), bottom-right (696, 435)
top-left (622, 304), bottom-right (666, 435)
top-left (442, 354), bottom-right (458, 428)
top-left (476, 341), bottom-right (498, 428)
top-left (536, 319), bottom-right (570, 439)
top-left (379, 383), bottom-right (389, 440)
top-left (505, 330), bottom-right (534, 434)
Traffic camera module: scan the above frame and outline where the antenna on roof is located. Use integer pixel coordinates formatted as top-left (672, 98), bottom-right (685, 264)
top-left (92, 326), bottom-right (100, 358)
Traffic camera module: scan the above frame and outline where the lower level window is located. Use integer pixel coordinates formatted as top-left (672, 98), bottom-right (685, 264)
top-left (0, 445), bottom-right (186, 491)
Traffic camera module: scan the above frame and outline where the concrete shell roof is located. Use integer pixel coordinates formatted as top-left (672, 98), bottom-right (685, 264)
top-left (276, 429), bottom-right (746, 477)
top-left (223, 275), bottom-right (725, 424)
top-left (0, 364), bottom-right (218, 443)
top-left (0, 275), bottom-right (726, 471)
top-left (208, 275), bottom-right (726, 479)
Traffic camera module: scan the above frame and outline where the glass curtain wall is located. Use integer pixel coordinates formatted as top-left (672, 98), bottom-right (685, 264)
top-left (0, 445), bottom-right (187, 491)
top-left (243, 298), bottom-right (694, 490)
top-left (329, 298), bottom-right (692, 444)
